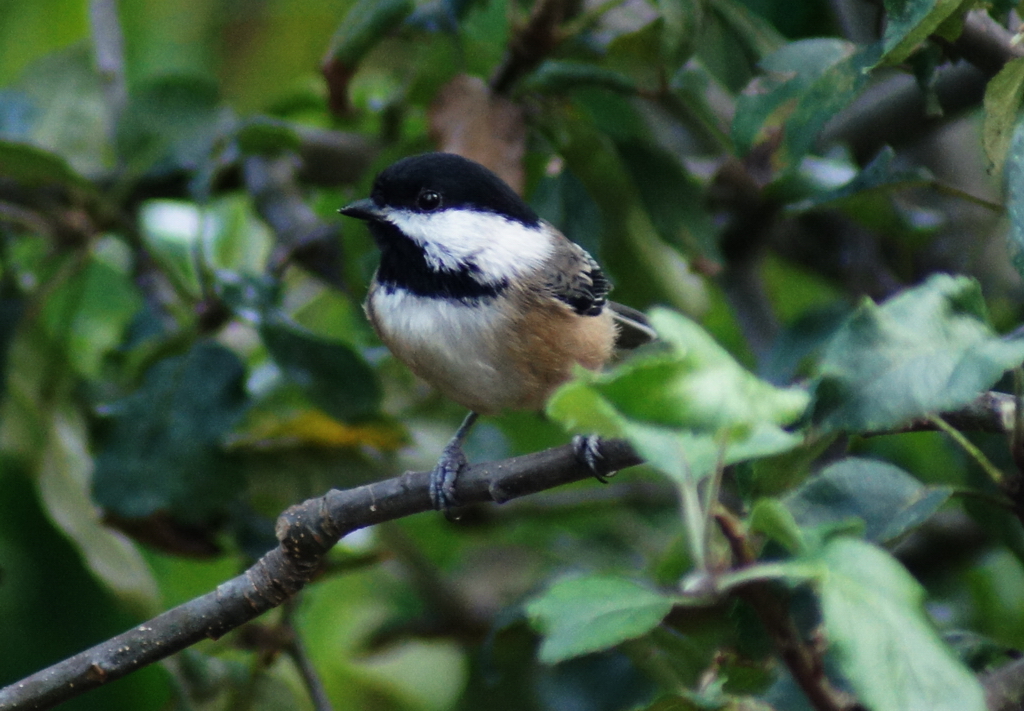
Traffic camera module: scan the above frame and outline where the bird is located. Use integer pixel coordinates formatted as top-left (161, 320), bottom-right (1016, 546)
top-left (339, 152), bottom-right (655, 515)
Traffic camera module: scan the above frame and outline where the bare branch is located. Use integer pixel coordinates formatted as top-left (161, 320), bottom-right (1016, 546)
top-left (0, 439), bottom-right (643, 711)
top-left (823, 10), bottom-right (1024, 161)
top-left (1, 388), bottom-right (1018, 710)
top-left (88, 0), bottom-right (127, 139)
top-left (951, 10), bottom-right (1024, 78)
top-left (490, 0), bottom-right (575, 94)
top-left (243, 155), bottom-right (346, 289)
top-left (864, 391), bottom-right (1016, 436)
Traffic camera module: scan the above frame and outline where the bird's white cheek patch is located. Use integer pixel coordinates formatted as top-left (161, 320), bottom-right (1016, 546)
top-left (387, 210), bottom-right (553, 281)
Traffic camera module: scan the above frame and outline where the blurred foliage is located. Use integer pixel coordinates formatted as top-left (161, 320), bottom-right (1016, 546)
top-left (3, 0), bottom-right (1024, 710)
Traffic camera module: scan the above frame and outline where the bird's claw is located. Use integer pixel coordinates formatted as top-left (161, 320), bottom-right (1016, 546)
top-left (573, 434), bottom-right (613, 483)
top-left (429, 440), bottom-right (467, 519)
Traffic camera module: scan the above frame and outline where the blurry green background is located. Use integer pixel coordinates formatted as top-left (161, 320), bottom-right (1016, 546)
top-left (2, 0), bottom-right (1024, 709)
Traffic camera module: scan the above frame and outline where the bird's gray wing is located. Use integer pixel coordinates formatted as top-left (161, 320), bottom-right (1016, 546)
top-left (541, 236), bottom-right (611, 317)
top-left (540, 229), bottom-right (656, 350)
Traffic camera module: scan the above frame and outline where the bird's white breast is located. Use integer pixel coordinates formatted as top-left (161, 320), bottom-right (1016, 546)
top-left (367, 287), bottom-right (524, 413)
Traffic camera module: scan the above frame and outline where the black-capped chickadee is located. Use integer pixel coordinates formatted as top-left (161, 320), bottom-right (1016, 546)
top-left (340, 152), bottom-right (655, 514)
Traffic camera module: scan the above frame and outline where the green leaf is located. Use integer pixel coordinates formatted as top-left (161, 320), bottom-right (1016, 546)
top-left (706, 0), bottom-right (785, 60)
top-left (733, 39), bottom-right (877, 164)
top-left (573, 86), bottom-right (652, 144)
top-left (762, 305), bottom-right (849, 387)
top-left (627, 309), bottom-right (809, 431)
top-left (0, 140), bottom-right (94, 192)
top-left (785, 457), bottom-right (953, 544)
top-left (6, 44), bottom-right (111, 176)
top-left (548, 309), bottom-right (809, 481)
top-left (878, 0), bottom-right (968, 66)
top-left (116, 75), bottom-right (230, 177)
top-left (0, 318), bottom-right (160, 614)
top-left (656, 0), bottom-right (703, 66)
top-left (983, 56), bottom-right (1024, 175)
top-left (138, 200), bottom-right (203, 297)
top-left (781, 149), bottom-right (955, 245)
top-left (603, 19), bottom-right (668, 89)
top-left (616, 141), bottom-right (720, 263)
top-left (639, 695), bottom-right (776, 711)
top-left (323, 0), bottom-right (414, 66)
top-left (261, 315), bottom-right (381, 423)
top-left (744, 433), bottom-right (836, 499)
top-left (215, 271), bottom-right (281, 320)
top-left (749, 498), bottom-right (806, 554)
top-left (234, 117), bottom-right (303, 156)
top-left (962, 550), bottom-right (1024, 654)
top-left (40, 252), bottom-right (144, 378)
top-left (531, 167), bottom-right (604, 256)
top-left (734, 38), bottom-right (855, 151)
top-left (779, 43), bottom-right (880, 166)
top-left (944, 630), bottom-right (1016, 672)
top-left (624, 420), bottom-right (804, 484)
top-left (788, 147), bottom-right (933, 213)
top-left (92, 341), bottom-right (248, 524)
top-left (637, 696), bottom-right (704, 711)
top-left (545, 111), bottom-right (708, 313)
top-left (201, 196), bottom-right (273, 275)
top-left (522, 61), bottom-right (638, 95)
top-left (526, 575), bottom-right (676, 663)
top-left (38, 404), bottom-right (160, 614)
top-left (812, 274), bottom-right (1024, 432)
top-left (818, 538), bottom-right (986, 711)
top-left (545, 379), bottom-right (628, 439)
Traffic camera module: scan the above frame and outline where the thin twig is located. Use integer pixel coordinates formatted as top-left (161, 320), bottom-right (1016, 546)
top-left (88, 0), bottom-right (128, 143)
top-left (928, 414), bottom-right (1006, 486)
top-left (243, 155), bottom-right (347, 289)
top-left (376, 522), bottom-right (486, 635)
top-left (715, 512), bottom-right (856, 711)
top-left (281, 599), bottom-right (334, 711)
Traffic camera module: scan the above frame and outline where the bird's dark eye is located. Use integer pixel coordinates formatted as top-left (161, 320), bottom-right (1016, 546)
top-left (416, 190), bottom-right (442, 212)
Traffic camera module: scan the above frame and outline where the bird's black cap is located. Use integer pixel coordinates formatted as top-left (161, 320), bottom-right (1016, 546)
top-left (359, 152), bottom-right (540, 227)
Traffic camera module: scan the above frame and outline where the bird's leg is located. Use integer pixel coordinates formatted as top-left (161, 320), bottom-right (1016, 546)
top-left (429, 411), bottom-right (480, 516)
top-left (572, 435), bottom-right (613, 483)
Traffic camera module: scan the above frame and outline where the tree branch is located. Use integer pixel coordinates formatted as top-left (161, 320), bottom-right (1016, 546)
top-left (489, 0), bottom-right (575, 94)
top-left (0, 439), bottom-right (643, 711)
top-left (716, 512), bottom-right (858, 711)
top-left (864, 391), bottom-right (1016, 436)
top-left (1, 389), bottom-right (1019, 710)
top-left (950, 10), bottom-right (1024, 79)
top-left (822, 10), bottom-right (1024, 162)
top-left (88, 0), bottom-right (127, 143)
top-left (243, 155), bottom-right (347, 289)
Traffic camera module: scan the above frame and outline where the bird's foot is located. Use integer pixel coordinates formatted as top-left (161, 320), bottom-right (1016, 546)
top-left (573, 434), bottom-right (614, 483)
top-left (429, 438), bottom-right (468, 519)
top-left (428, 412), bottom-right (479, 519)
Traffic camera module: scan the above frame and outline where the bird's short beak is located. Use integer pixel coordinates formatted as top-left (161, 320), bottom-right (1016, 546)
top-left (339, 198), bottom-right (386, 222)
